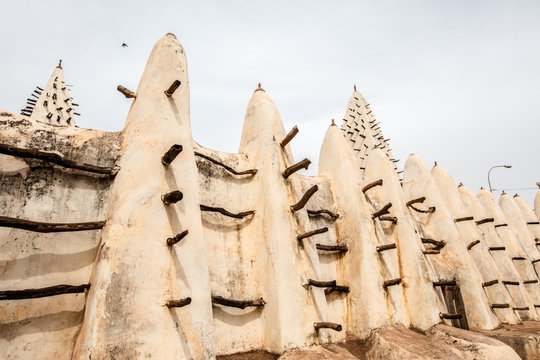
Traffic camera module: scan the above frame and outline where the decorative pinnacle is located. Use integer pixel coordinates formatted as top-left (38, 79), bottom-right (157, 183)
top-left (458, 182), bottom-right (463, 187)
top-left (501, 190), bottom-right (506, 195)
top-left (434, 161), bottom-right (438, 167)
top-left (331, 119), bottom-right (336, 126)
top-left (513, 193), bottom-right (519, 197)
top-left (353, 84), bottom-right (357, 92)
top-left (57, 59), bottom-right (62, 69)
top-left (254, 83), bottom-right (265, 93)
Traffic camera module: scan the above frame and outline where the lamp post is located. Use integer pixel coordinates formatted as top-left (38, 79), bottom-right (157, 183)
top-left (488, 165), bottom-right (512, 193)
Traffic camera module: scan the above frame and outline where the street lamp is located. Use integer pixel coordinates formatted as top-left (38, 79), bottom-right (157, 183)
top-left (488, 165), bottom-right (512, 193)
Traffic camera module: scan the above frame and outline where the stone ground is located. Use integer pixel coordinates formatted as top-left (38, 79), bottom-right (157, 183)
top-left (479, 321), bottom-right (540, 360)
top-left (217, 323), bottom-right (540, 359)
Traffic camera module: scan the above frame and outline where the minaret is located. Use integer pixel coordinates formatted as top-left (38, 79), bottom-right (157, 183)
top-left (319, 123), bottom-right (391, 337)
top-left (363, 148), bottom-right (441, 330)
top-left (73, 34), bottom-right (215, 359)
top-left (238, 84), bottom-right (325, 351)
top-left (499, 193), bottom-right (540, 271)
top-left (340, 86), bottom-right (398, 175)
top-left (431, 165), bottom-right (519, 324)
top-left (459, 185), bottom-right (539, 321)
top-left (26, 60), bottom-right (78, 126)
top-left (402, 154), bottom-right (500, 330)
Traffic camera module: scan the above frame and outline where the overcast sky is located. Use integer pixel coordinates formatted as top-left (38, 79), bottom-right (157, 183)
top-left (1, 1), bottom-right (539, 205)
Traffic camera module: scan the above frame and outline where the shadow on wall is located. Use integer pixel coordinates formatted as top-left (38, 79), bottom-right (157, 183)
top-left (212, 305), bottom-right (263, 328)
top-left (201, 215), bottom-right (255, 233)
top-left (0, 245), bottom-right (99, 280)
top-left (0, 309), bottom-right (85, 341)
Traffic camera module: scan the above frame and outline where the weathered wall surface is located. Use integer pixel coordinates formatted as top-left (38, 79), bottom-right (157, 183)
top-left (458, 185), bottom-right (539, 321)
top-left (0, 33), bottom-right (538, 360)
top-left (402, 155), bottom-right (500, 330)
top-left (0, 112), bottom-right (121, 360)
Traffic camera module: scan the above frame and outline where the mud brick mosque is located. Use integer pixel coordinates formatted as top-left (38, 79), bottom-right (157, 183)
top-left (1, 33), bottom-right (540, 359)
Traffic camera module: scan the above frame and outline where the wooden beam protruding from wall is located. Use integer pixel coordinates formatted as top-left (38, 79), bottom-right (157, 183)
top-left (0, 143), bottom-right (119, 176)
top-left (280, 125), bottom-right (299, 148)
top-left (0, 284), bottom-right (90, 300)
top-left (200, 204), bottom-right (255, 219)
top-left (291, 185), bottom-right (318, 212)
top-left (283, 158), bottom-right (311, 179)
top-left (0, 216), bottom-right (105, 233)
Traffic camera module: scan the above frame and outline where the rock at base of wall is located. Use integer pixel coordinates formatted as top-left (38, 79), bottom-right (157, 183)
top-left (228, 325), bottom-right (522, 359)
top-left (479, 321), bottom-right (540, 360)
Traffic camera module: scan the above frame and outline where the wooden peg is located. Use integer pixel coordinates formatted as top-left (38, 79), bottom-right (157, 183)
top-left (280, 125), bottom-right (299, 148)
top-left (167, 229), bottom-right (188, 246)
top-left (161, 144), bottom-right (183, 166)
top-left (297, 227), bottom-right (328, 240)
top-left (165, 80), bottom-right (181, 97)
top-left (372, 203), bottom-right (392, 219)
top-left (166, 297), bottom-right (191, 308)
top-left (362, 179), bottom-right (383, 193)
top-left (161, 190), bottom-right (183, 205)
top-left (314, 322), bottom-right (342, 331)
top-left (283, 158), bottom-right (311, 179)
top-left (117, 85), bottom-right (136, 98)
top-left (291, 185), bottom-right (318, 212)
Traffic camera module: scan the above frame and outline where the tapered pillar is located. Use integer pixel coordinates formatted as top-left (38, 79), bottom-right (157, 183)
top-left (477, 189), bottom-right (540, 310)
top-left (402, 154), bottom-right (499, 330)
top-left (238, 87), bottom-right (310, 353)
top-left (432, 165), bottom-right (518, 324)
top-left (73, 34), bottom-right (215, 359)
top-left (319, 124), bottom-right (390, 338)
top-left (364, 149), bottom-right (440, 330)
top-left (459, 186), bottom-right (539, 321)
top-left (500, 193), bottom-right (540, 268)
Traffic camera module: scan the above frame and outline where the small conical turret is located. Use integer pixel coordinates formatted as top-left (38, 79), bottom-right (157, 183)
top-left (239, 86), bottom-right (287, 156)
top-left (28, 60), bottom-right (77, 126)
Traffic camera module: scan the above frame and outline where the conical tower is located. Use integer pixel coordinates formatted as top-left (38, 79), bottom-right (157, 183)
top-left (73, 34), bottom-right (215, 359)
top-left (340, 86), bottom-right (398, 176)
top-left (24, 60), bottom-right (78, 126)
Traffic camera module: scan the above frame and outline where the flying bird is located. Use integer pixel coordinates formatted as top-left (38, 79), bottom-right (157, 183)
top-left (122, 43), bottom-right (128, 47)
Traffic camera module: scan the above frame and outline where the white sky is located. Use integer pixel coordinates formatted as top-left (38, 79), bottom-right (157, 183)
top-left (1, 0), bottom-right (539, 205)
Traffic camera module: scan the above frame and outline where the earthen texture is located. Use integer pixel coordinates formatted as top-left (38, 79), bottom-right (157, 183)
top-left (1, 34), bottom-right (539, 359)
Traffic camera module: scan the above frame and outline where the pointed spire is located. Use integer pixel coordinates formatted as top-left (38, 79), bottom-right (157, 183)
top-left (254, 83), bottom-right (265, 93)
top-left (331, 119), bottom-right (336, 126)
top-left (434, 161), bottom-right (438, 167)
top-left (513, 193), bottom-right (519, 198)
top-left (239, 85), bottom-right (287, 153)
top-left (501, 190), bottom-right (506, 195)
top-left (353, 84), bottom-right (357, 92)
top-left (28, 61), bottom-right (76, 126)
